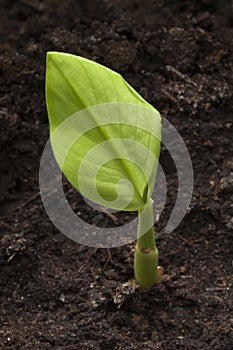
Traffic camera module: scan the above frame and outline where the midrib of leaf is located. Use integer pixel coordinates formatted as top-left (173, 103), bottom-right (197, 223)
top-left (78, 60), bottom-right (147, 206)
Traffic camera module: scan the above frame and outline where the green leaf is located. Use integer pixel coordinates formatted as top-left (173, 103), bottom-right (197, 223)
top-left (46, 52), bottom-right (161, 211)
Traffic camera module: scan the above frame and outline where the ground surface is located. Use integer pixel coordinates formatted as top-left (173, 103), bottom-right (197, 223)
top-left (0, 1), bottom-right (233, 349)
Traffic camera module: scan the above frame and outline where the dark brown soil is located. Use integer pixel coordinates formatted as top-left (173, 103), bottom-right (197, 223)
top-left (0, 1), bottom-right (233, 349)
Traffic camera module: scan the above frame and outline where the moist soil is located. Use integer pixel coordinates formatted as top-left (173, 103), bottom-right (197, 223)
top-left (0, 1), bottom-right (233, 349)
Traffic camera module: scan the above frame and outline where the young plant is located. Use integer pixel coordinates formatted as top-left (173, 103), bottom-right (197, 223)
top-left (46, 52), bottom-right (163, 288)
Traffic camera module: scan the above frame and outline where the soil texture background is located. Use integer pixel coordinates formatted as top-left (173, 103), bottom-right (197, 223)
top-left (0, 0), bottom-right (233, 349)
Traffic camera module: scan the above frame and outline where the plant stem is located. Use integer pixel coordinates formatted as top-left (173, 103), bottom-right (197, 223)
top-left (134, 199), bottom-right (160, 288)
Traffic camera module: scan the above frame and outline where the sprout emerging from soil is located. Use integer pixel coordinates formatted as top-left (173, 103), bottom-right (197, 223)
top-left (45, 51), bottom-right (163, 288)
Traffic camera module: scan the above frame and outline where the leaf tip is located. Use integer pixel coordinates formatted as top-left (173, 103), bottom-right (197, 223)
top-left (46, 51), bottom-right (62, 65)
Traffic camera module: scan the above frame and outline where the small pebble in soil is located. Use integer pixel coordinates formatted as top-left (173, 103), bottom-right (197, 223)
top-left (59, 293), bottom-right (66, 302)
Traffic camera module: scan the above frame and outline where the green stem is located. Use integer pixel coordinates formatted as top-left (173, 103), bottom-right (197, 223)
top-left (134, 199), bottom-right (159, 288)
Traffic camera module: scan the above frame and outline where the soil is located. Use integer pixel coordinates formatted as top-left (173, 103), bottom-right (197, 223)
top-left (0, 0), bottom-right (233, 349)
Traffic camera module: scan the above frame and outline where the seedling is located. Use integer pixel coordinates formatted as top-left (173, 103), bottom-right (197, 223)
top-left (46, 52), bottom-right (163, 288)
